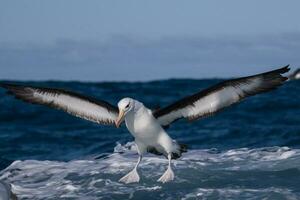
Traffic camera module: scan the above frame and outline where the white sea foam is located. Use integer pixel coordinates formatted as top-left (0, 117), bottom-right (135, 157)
top-left (1, 143), bottom-right (300, 199)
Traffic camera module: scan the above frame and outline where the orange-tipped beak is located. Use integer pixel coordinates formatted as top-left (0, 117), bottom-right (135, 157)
top-left (115, 109), bottom-right (125, 128)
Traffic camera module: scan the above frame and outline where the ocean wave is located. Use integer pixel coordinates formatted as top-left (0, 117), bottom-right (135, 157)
top-left (1, 143), bottom-right (300, 200)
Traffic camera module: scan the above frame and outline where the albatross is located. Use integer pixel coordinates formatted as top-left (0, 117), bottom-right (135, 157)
top-left (0, 66), bottom-right (289, 184)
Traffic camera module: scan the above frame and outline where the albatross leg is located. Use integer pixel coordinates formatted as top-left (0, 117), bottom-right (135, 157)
top-left (119, 155), bottom-right (142, 184)
top-left (119, 142), bottom-right (146, 184)
top-left (157, 154), bottom-right (174, 183)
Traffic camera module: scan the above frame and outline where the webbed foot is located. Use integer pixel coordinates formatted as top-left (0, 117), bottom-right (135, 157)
top-left (119, 169), bottom-right (140, 184)
top-left (157, 166), bottom-right (174, 183)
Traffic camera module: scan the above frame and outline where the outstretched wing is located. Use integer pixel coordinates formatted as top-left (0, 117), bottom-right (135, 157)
top-left (0, 83), bottom-right (119, 125)
top-left (154, 65), bottom-right (290, 127)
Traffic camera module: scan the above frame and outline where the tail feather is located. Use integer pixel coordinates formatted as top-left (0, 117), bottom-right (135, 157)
top-left (147, 142), bottom-right (188, 159)
top-left (171, 143), bottom-right (188, 159)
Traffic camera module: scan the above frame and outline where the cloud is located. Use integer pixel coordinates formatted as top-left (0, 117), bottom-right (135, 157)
top-left (0, 33), bottom-right (299, 81)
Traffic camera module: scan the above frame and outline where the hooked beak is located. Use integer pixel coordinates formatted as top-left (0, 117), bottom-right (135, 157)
top-left (115, 109), bottom-right (125, 128)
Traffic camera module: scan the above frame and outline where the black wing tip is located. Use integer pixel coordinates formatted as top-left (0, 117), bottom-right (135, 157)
top-left (278, 64), bottom-right (290, 74)
top-left (0, 82), bottom-right (16, 89)
top-left (258, 64), bottom-right (290, 85)
top-left (0, 83), bottom-right (38, 106)
top-left (0, 82), bottom-right (23, 94)
top-left (0, 82), bottom-right (28, 91)
top-left (267, 64), bottom-right (290, 75)
top-left (0, 82), bottom-right (29, 91)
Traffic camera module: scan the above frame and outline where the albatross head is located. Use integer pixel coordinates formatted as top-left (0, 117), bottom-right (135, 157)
top-left (115, 98), bottom-right (135, 128)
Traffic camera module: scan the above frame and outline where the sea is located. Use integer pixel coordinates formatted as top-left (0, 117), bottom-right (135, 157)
top-left (0, 79), bottom-right (299, 200)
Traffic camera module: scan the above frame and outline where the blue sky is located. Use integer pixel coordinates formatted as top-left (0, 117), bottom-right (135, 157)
top-left (1, 0), bottom-right (300, 81)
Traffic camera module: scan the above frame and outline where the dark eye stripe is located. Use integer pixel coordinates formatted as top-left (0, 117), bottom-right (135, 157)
top-left (125, 104), bottom-right (130, 108)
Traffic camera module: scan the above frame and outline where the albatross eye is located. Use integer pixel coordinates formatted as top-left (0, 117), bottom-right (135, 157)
top-left (125, 103), bottom-right (130, 109)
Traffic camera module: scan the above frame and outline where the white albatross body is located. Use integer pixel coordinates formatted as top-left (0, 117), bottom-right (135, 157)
top-left (0, 65), bottom-right (290, 184)
top-left (124, 100), bottom-right (173, 152)
top-left (117, 99), bottom-right (179, 183)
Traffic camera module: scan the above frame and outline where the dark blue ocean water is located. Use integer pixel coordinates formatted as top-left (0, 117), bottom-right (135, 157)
top-left (0, 79), bottom-right (300, 199)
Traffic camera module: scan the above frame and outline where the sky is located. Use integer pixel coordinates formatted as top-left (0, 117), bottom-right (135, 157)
top-left (1, 0), bottom-right (300, 81)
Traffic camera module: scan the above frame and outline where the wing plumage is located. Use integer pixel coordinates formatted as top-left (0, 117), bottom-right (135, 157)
top-left (154, 65), bottom-right (290, 126)
top-left (0, 83), bottom-right (119, 125)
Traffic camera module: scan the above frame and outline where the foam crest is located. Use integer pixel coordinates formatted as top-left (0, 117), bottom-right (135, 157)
top-left (1, 143), bottom-right (300, 199)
